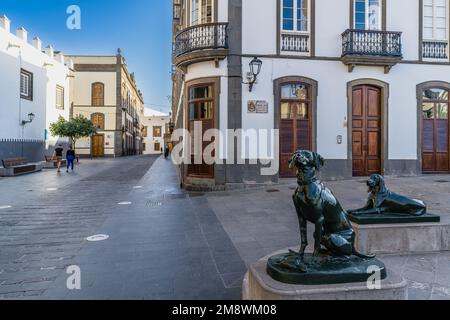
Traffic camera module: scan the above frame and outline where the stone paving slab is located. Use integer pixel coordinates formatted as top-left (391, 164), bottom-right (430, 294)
top-left (206, 175), bottom-right (450, 300)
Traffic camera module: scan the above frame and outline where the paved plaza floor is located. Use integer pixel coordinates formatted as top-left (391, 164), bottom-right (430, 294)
top-left (0, 156), bottom-right (449, 299)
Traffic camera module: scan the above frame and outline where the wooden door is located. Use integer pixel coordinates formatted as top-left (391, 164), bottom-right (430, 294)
top-left (187, 84), bottom-right (215, 178)
top-left (92, 135), bottom-right (104, 157)
top-left (279, 83), bottom-right (312, 177)
top-left (352, 85), bottom-right (382, 177)
top-left (422, 89), bottom-right (449, 172)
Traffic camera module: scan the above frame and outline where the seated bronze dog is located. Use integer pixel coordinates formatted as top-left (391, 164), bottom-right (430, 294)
top-left (289, 150), bottom-right (374, 261)
top-left (348, 174), bottom-right (426, 216)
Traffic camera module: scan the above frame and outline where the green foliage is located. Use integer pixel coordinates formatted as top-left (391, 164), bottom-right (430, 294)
top-left (49, 115), bottom-right (97, 145)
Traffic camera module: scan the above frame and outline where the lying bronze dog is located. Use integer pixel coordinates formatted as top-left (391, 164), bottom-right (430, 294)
top-left (289, 150), bottom-right (374, 261)
top-left (348, 174), bottom-right (427, 216)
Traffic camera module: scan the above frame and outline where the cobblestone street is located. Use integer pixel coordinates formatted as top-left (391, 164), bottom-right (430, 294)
top-left (1, 156), bottom-right (450, 300)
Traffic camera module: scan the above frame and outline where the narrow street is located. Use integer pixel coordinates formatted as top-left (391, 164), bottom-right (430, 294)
top-left (1, 156), bottom-right (450, 300)
top-left (0, 156), bottom-right (244, 299)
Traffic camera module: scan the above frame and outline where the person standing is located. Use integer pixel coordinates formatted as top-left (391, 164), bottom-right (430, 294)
top-left (53, 144), bottom-right (64, 173)
top-left (66, 146), bottom-right (76, 172)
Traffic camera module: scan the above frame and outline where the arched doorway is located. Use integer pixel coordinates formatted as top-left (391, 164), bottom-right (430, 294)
top-left (274, 76), bottom-right (318, 177)
top-left (417, 82), bottom-right (450, 173)
top-left (347, 79), bottom-right (389, 177)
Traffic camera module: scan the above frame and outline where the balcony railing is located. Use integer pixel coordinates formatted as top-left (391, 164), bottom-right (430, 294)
top-left (422, 41), bottom-right (448, 59)
top-left (281, 33), bottom-right (309, 53)
top-left (342, 29), bottom-right (402, 57)
top-left (173, 23), bottom-right (228, 58)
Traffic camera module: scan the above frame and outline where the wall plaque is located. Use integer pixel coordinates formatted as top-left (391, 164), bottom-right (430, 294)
top-left (248, 100), bottom-right (269, 114)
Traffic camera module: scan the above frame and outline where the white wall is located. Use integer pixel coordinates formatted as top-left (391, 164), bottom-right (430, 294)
top-left (142, 115), bottom-right (170, 155)
top-left (0, 17), bottom-right (70, 150)
top-left (71, 72), bottom-right (117, 106)
top-left (240, 57), bottom-right (450, 160)
top-left (241, 0), bottom-right (428, 60)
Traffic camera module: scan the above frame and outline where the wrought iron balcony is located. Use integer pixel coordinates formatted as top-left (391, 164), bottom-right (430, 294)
top-left (422, 41), bottom-right (448, 59)
top-left (341, 29), bottom-right (403, 73)
top-left (173, 23), bottom-right (229, 69)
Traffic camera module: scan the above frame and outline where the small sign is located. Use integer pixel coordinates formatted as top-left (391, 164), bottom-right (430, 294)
top-left (248, 100), bottom-right (269, 114)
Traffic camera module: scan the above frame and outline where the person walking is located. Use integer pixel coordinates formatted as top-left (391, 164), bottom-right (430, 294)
top-left (53, 144), bottom-right (64, 173)
top-left (66, 146), bottom-right (76, 172)
top-left (164, 146), bottom-right (170, 159)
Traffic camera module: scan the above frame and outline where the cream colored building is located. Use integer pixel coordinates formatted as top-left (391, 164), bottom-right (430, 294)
top-left (142, 108), bottom-right (170, 155)
top-left (67, 49), bottom-right (144, 157)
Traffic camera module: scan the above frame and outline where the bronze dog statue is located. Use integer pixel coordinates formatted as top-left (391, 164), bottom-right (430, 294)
top-left (348, 174), bottom-right (427, 217)
top-left (289, 150), bottom-right (374, 261)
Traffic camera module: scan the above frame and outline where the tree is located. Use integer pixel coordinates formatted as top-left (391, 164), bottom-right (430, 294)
top-left (49, 115), bottom-right (97, 151)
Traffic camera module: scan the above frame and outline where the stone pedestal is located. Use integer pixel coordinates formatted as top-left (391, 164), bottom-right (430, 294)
top-left (243, 251), bottom-right (408, 300)
top-left (352, 216), bottom-right (450, 254)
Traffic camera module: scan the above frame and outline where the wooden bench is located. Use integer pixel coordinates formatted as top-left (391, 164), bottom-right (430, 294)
top-left (44, 155), bottom-right (67, 169)
top-left (0, 157), bottom-right (42, 176)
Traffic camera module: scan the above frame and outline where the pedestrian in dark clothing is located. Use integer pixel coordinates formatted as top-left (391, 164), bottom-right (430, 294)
top-left (53, 144), bottom-right (64, 173)
top-left (66, 146), bottom-right (76, 172)
top-left (164, 146), bottom-right (170, 159)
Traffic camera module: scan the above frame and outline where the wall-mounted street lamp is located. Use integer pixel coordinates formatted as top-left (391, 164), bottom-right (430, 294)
top-left (21, 112), bottom-right (35, 126)
top-left (243, 57), bottom-right (263, 92)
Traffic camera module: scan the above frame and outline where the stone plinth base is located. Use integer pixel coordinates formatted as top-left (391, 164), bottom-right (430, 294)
top-left (353, 218), bottom-right (450, 254)
top-left (243, 251), bottom-right (407, 300)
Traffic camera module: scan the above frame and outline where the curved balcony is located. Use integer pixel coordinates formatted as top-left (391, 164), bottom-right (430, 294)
top-left (341, 29), bottom-right (403, 73)
top-left (173, 23), bottom-right (229, 69)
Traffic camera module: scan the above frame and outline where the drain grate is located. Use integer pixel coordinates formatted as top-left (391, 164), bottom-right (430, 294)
top-left (266, 189), bottom-right (280, 193)
top-left (434, 180), bottom-right (450, 183)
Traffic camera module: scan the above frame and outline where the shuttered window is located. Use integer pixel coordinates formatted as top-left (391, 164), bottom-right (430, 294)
top-left (424, 0), bottom-right (448, 40)
top-left (91, 113), bottom-right (105, 130)
top-left (92, 83), bottom-right (105, 106)
top-left (20, 69), bottom-right (33, 100)
top-left (56, 85), bottom-right (64, 110)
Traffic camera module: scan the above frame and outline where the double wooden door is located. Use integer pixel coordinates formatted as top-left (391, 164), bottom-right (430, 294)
top-left (91, 134), bottom-right (104, 157)
top-left (422, 89), bottom-right (449, 172)
top-left (352, 85), bottom-right (382, 177)
top-left (279, 86), bottom-right (312, 177)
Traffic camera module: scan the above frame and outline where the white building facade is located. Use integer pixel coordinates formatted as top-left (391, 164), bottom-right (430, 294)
top-left (142, 108), bottom-right (171, 155)
top-left (172, 0), bottom-right (450, 190)
top-left (0, 15), bottom-right (71, 162)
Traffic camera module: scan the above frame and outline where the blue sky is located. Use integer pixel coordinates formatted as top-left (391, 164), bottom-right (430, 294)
top-left (1, 0), bottom-right (173, 113)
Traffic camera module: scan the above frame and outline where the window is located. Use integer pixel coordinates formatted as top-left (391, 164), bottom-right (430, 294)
top-left (280, 0), bottom-right (311, 53)
top-left (143, 143), bottom-right (146, 151)
top-left (91, 113), bottom-right (105, 130)
top-left (354, 0), bottom-right (381, 30)
top-left (92, 82), bottom-right (105, 106)
top-left (56, 85), bottom-right (64, 110)
top-left (188, 85), bottom-right (214, 120)
top-left (280, 83), bottom-right (310, 120)
top-left (154, 142), bottom-right (161, 152)
top-left (282, 0), bottom-right (309, 32)
top-left (153, 126), bottom-right (162, 137)
top-left (424, 0), bottom-right (448, 40)
top-left (191, 0), bottom-right (213, 25)
top-left (20, 69), bottom-right (33, 100)
top-left (143, 126), bottom-right (148, 137)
